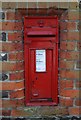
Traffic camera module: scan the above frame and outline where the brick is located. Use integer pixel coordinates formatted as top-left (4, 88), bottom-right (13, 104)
top-left (59, 51), bottom-right (66, 59)
top-left (76, 81), bottom-right (81, 88)
top-left (67, 32), bottom-right (79, 40)
top-left (1, 81), bottom-right (24, 90)
top-left (15, 99), bottom-right (25, 107)
top-left (68, 11), bottom-right (79, 20)
top-left (1, 42), bottom-right (23, 52)
top-left (60, 11), bottom-right (68, 20)
top-left (0, 63), bottom-right (2, 74)
top-left (0, 22), bottom-right (22, 31)
top-left (60, 60), bottom-right (75, 69)
top-left (60, 22), bottom-right (67, 30)
top-left (2, 2), bottom-right (16, 9)
top-left (6, 11), bottom-right (22, 20)
top-left (37, 8), bottom-right (47, 15)
top-left (59, 70), bottom-right (66, 78)
top-left (76, 61), bottom-right (81, 69)
top-left (0, 19), bottom-right (2, 28)
top-left (69, 107), bottom-right (81, 115)
top-left (10, 90), bottom-right (24, 99)
top-left (17, 9), bottom-right (28, 16)
top-left (77, 21), bottom-right (81, 30)
top-left (60, 89), bottom-right (80, 98)
top-left (66, 42), bottom-right (76, 50)
top-left (9, 71), bottom-right (24, 81)
top-left (8, 32), bottom-right (22, 41)
top-left (80, 31), bottom-right (81, 42)
top-left (9, 52), bottom-right (24, 61)
top-left (60, 32), bottom-right (80, 41)
top-left (59, 80), bottom-right (73, 89)
top-left (60, 41), bottom-right (76, 50)
top-left (28, 8), bottom-right (37, 16)
top-left (2, 110), bottom-right (11, 116)
top-left (66, 52), bottom-right (79, 60)
top-left (60, 41), bottom-right (67, 50)
top-left (77, 42), bottom-right (81, 50)
top-left (47, 9), bottom-right (64, 16)
top-left (6, 11), bottom-right (15, 20)
top-left (59, 98), bottom-right (73, 107)
top-left (60, 32), bottom-right (67, 40)
top-left (67, 22), bottom-right (77, 30)
top-left (2, 99), bottom-right (24, 108)
top-left (60, 70), bottom-right (79, 79)
top-left (75, 99), bottom-right (81, 106)
top-left (66, 71), bottom-right (79, 79)
top-left (1, 62), bottom-right (24, 72)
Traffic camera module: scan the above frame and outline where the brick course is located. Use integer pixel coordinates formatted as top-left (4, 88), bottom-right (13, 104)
top-left (8, 32), bottom-right (23, 41)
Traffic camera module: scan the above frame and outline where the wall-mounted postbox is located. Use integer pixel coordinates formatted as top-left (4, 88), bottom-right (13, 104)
top-left (24, 16), bottom-right (58, 106)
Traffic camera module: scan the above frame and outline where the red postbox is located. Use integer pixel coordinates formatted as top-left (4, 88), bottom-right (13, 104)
top-left (24, 16), bottom-right (58, 106)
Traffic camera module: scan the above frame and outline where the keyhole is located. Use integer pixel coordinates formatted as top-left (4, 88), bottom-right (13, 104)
top-left (36, 77), bottom-right (38, 80)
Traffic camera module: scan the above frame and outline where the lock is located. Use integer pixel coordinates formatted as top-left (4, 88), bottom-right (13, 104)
top-left (36, 77), bottom-right (38, 80)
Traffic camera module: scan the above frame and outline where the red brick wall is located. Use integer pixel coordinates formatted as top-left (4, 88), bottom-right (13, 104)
top-left (1, 8), bottom-right (25, 118)
top-left (59, 9), bottom-right (80, 116)
top-left (0, 2), bottom-right (80, 119)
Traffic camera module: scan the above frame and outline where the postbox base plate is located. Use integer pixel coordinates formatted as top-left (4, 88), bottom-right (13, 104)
top-left (26, 102), bottom-right (57, 106)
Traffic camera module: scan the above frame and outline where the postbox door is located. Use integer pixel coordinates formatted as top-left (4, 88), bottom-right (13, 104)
top-left (29, 49), bottom-right (52, 101)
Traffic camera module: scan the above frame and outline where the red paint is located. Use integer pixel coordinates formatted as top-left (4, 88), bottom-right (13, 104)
top-left (24, 16), bottom-right (58, 105)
